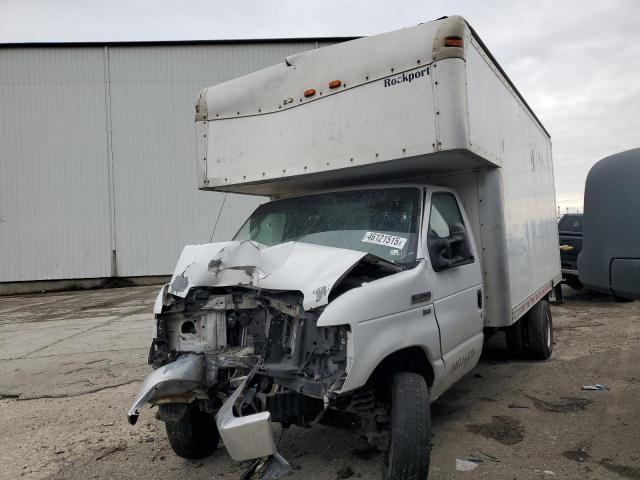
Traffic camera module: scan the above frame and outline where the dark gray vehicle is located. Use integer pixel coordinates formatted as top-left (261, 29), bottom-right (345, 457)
top-left (578, 148), bottom-right (640, 300)
top-left (559, 213), bottom-right (583, 289)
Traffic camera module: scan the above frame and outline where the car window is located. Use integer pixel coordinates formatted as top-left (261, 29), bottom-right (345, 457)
top-left (558, 215), bottom-right (583, 234)
top-left (429, 193), bottom-right (465, 238)
top-left (427, 192), bottom-right (473, 272)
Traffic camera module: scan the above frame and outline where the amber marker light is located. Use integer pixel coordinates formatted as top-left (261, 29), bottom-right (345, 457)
top-left (444, 36), bottom-right (463, 47)
top-left (304, 88), bottom-right (316, 97)
top-left (328, 80), bottom-right (342, 89)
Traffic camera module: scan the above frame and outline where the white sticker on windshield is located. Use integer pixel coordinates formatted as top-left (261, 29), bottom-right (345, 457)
top-left (362, 232), bottom-right (407, 249)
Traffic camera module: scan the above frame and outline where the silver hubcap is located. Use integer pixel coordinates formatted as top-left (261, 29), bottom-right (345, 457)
top-left (545, 312), bottom-right (551, 348)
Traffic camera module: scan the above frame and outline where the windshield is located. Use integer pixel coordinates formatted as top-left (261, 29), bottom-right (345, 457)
top-left (234, 187), bottom-right (422, 266)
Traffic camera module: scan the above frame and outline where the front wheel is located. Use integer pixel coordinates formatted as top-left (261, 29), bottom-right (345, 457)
top-left (159, 402), bottom-right (220, 459)
top-left (385, 372), bottom-right (431, 480)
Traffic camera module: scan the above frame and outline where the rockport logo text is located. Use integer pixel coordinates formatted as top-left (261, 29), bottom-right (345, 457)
top-left (384, 67), bottom-right (430, 87)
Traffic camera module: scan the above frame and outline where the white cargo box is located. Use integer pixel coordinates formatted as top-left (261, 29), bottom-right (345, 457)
top-left (195, 16), bottom-right (550, 197)
top-left (194, 16), bottom-right (561, 327)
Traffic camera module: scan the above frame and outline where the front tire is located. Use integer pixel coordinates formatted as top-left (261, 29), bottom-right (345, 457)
top-left (160, 403), bottom-right (220, 459)
top-left (385, 372), bottom-right (431, 480)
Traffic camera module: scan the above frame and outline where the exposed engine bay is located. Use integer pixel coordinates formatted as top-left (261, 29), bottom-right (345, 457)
top-left (149, 286), bottom-right (350, 420)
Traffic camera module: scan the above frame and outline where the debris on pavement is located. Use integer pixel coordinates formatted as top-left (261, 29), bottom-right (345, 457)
top-left (563, 448), bottom-right (591, 462)
top-left (456, 459), bottom-right (479, 472)
top-left (477, 451), bottom-right (500, 462)
top-left (582, 384), bottom-right (607, 391)
top-left (95, 443), bottom-right (127, 461)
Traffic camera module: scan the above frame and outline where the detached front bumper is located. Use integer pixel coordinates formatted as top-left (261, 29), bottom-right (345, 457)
top-left (127, 354), bottom-right (214, 425)
top-left (216, 374), bottom-right (276, 461)
top-left (216, 373), bottom-right (292, 479)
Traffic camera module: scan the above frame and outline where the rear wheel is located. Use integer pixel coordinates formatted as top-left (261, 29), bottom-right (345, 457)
top-left (506, 299), bottom-right (553, 360)
top-left (384, 372), bottom-right (431, 480)
top-left (565, 275), bottom-right (583, 290)
top-left (159, 403), bottom-right (219, 459)
top-left (525, 299), bottom-right (553, 359)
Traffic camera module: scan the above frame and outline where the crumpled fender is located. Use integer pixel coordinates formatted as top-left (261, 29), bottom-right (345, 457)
top-left (166, 240), bottom-right (369, 311)
top-left (127, 354), bottom-right (215, 425)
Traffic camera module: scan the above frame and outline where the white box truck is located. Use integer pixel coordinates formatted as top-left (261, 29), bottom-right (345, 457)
top-left (128, 15), bottom-right (561, 480)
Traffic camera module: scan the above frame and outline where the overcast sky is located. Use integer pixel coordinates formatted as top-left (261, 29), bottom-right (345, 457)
top-left (2, 0), bottom-right (638, 210)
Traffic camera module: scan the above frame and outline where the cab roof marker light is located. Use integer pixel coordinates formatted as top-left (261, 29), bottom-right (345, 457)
top-left (304, 88), bottom-right (316, 98)
top-left (444, 36), bottom-right (463, 48)
top-left (328, 80), bottom-right (342, 89)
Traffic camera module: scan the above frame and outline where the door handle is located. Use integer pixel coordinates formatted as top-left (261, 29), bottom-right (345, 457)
top-left (477, 289), bottom-right (483, 309)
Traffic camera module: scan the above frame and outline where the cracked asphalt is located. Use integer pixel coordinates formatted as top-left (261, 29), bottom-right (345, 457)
top-left (1, 285), bottom-right (639, 480)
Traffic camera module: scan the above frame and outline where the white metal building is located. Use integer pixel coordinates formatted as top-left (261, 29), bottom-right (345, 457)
top-left (0, 39), bottom-right (349, 292)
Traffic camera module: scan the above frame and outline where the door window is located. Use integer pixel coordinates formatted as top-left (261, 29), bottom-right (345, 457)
top-left (427, 193), bottom-right (474, 271)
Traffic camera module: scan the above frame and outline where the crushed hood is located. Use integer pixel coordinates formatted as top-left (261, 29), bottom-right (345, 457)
top-left (167, 240), bottom-right (399, 311)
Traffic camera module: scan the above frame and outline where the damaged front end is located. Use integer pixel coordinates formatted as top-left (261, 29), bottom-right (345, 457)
top-left (128, 240), bottom-right (400, 476)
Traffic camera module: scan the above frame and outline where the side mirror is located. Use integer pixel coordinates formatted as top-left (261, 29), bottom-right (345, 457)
top-left (427, 223), bottom-right (474, 272)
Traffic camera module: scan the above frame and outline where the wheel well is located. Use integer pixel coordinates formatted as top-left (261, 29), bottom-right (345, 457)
top-left (368, 346), bottom-right (435, 400)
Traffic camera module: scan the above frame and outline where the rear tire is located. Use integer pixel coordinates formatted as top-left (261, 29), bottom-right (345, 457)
top-left (160, 403), bottom-right (220, 459)
top-left (524, 299), bottom-right (553, 360)
top-left (506, 299), bottom-right (553, 360)
top-left (565, 275), bottom-right (583, 290)
top-left (384, 372), bottom-right (431, 480)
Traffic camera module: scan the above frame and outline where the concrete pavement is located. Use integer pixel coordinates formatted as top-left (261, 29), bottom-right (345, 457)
top-left (1, 285), bottom-right (639, 479)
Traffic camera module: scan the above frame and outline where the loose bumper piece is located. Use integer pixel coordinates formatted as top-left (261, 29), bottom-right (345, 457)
top-left (127, 354), bottom-right (211, 425)
top-left (216, 374), bottom-right (277, 461)
top-left (241, 452), bottom-right (291, 480)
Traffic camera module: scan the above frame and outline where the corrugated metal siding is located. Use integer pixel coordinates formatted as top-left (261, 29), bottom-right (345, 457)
top-left (0, 48), bottom-right (112, 281)
top-left (107, 43), bottom-right (320, 276)
top-left (0, 41), bottom-right (333, 282)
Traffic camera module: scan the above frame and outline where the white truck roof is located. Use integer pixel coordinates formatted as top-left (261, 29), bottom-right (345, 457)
top-left (195, 15), bottom-right (550, 196)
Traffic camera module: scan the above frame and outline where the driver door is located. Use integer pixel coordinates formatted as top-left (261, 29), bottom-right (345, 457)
top-left (424, 189), bottom-right (484, 384)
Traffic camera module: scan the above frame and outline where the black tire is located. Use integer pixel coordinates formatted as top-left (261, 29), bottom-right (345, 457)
top-left (160, 403), bottom-right (219, 459)
top-left (565, 275), bottom-right (583, 290)
top-left (385, 372), bottom-right (431, 480)
top-left (505, 319), bottom-right (526, 357)
top-left (524, 299), bottom-right (553, 360)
